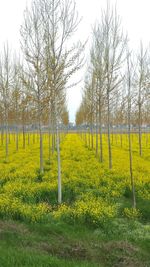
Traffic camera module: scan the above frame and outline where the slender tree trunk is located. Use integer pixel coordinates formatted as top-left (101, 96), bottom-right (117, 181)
top-left (38, 102), bottom-right (43, 173)
top-left (1, 128), bottom-right (4, 146)
top-left (39, 126), bottom-right (43, 173)
top-left (128, 117), bottom-right (136, 208)
top-left (127, 53), bottom-right (136, 209)
top-left (96, 111), bottom-right (98, 156)
top-left (88, 128), bottom-right (90, 148)
top-left (120, 127), bottom-right (123, 148)
top-left (5, 108), bottom-right (9, 159)
top-left (138, 103), bottom-right (142, 156)
top-left (107, 91), bottom-right (112, 169)
top-left (5, 121), bottom-right (9, 159)
top-left (48, 128), bottom-right (51, 161)
top-left (56, 122), bottom-right (62, 204)
top-left (28, 132), bottom-right (30, 146)
top-left (55, 98), bottom-right (62, 204)
top-left (8, 132), bottom-right (10, 144)
top-left (99, 102), bottom-right (103, 162)
top-left (23, 125), bottom-right (26, 149)
top-left (91, 121), bottom-right (94, 149)
top-left (16, 125), bottom-right (19, 151)
top-left (52, 132), bottom-right (55, 154)
top-left (115, 132), bottom-right (117, 145)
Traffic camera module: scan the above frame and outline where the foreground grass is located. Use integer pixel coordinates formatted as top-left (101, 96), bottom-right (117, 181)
top-left (0, 218), bottom-right (150, 267)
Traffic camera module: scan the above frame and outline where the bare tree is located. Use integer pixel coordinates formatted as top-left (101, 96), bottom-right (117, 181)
top-left (21, 0), bottom-right (84, 203)
top-left (11, 57), bottom-right (22, 151)
top-left (90, 25), bottom-right (106, 161)
top-left (41, 0), bottom-right (84, 204)
top-left (21, 1), bottom-right (48, 173)
top-left (101, 2), bottom-right (126, 169)
top-left (126, 50), bottom-right (136, 209)
top-left (136, 42), bottom-right (149, 156)
top-left (0, 44), bottom-right (13, 159)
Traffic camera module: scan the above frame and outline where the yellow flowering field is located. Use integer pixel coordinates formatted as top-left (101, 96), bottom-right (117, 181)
top-left (0, 133), bottom-right (150, 226)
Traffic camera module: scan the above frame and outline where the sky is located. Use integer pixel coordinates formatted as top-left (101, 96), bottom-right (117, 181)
top-left (0, 0), bottom-right (150, 122)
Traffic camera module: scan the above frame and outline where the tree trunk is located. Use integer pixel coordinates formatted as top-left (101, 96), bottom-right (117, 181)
top-left (38, 103), bottom-right (43, 173)
top-left (107, 91), bottom-right (112, 169)
top-left (99, 102), bottom-right (103, 162)
top-left (23, 125), bottom-right (26, 149)
top-left (39, 126), bottom-right (43, 173)
top-left (5, 122), bottom-right (9, 159)
top-left (16, 126), bottom-right (19, 151)
top-left (56, 117), bottom-right (62, 204)
top-left (138, 103), bottom-right (142, 156)
top-left (95, 108), bottom-right (98, 156)
top-left (127, 53), bottom-right (136, 209)
top-left (128, 120), bottom-right (136, 208)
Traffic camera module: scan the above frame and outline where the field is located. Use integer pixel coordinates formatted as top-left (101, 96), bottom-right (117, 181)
top-left (0, 133), bottom-right (150, 267)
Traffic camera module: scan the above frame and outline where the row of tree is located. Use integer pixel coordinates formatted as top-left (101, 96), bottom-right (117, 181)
top-left (0, 0), bottom-right (84, 204)
top-left (76, 2), bottom-right (150, 208)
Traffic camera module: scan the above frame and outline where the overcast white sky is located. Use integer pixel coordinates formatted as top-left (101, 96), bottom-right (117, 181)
top-left (0, 0), bottom-right (150, 122)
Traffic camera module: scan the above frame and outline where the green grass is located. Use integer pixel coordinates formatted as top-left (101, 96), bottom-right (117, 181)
top-left (0, 249), bottom-right (98, 267)
top-left (0, 218), bottom-right (150, 267)
top-left (0, 219), bottom-right (101, 267)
